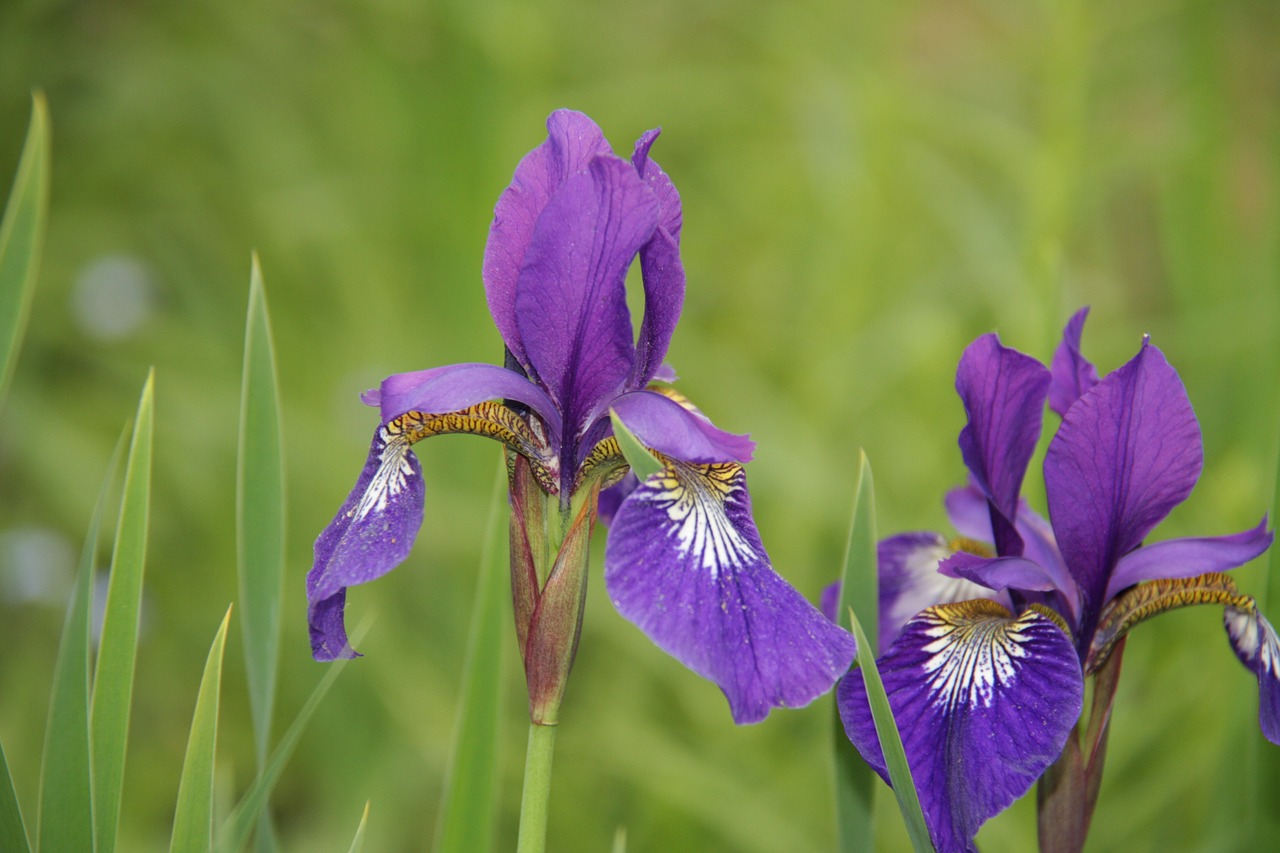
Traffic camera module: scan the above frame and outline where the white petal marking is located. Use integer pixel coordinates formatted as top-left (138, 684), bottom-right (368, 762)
top-left (352, 429), bottom-right (414, 522)
top-left (918, 606), bottom-right (1036, 710)
top-left (635, 463), bottom-right (756, 578)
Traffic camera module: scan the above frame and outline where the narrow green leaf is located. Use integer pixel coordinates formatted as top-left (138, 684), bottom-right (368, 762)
top-left (610, 827), bottom-right (627, 853)
top-left (38, 429), bottom-right (127, 853)
top-left (831, 451), bottom-right (877, 853)
top-left (848, 608), bottom-right (933, 853)
top-left (345, 803), bottom-right (371, 853)
top-left (608, 409), bottom-right (663, 481)
top-left (170, 607), bottom-right (233, 853)
top-left (0, 742), bottom-right (31, 853)
top-left (0, 92), bottom-right (49, 403)
top-left (213, 628), bottom-right (361, 853)
top-left (0, 92), bottom-right (50, 406)
top-left (91, 371), bottom-right (155, 853)
top-left (238, 253), bottom-right (285, 772)
top-left (434, 463), bottom-right (507, 853)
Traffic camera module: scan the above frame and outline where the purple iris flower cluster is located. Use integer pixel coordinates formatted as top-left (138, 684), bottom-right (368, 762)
top-left (836, 308), bottom-right (1278, 852)
top-left (307, 110), bottom-right (855, 725)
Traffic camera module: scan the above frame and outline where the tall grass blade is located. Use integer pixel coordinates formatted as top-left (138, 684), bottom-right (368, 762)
top-left (212, 628), bottom-right (361, 853)
top-left (38, 430), bottom-right (126, 853)
top-left (434, 463), bottom-right (507, 853)
top-left (0, 92), bottom-right (50, 406)
top-left (848, 609), bottom-right (933, 853)
top-left (237, 255), bottom-right (284, 853)
top-left (831, 451), bottom-right (877, 853)
top-left (90, 371), bottom-right (155, 853)
top-left (0, 743), bottom-right (30, 853)
top-left (170, 607), bottom-right (233, 853)
top-left (238, 253), bottom-right (284, 766)
top-left (345, 803), bottom-right (370, 853)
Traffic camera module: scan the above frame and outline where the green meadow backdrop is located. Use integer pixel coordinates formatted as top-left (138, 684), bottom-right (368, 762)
top-left (1, 1), bottom-right (1277, 850)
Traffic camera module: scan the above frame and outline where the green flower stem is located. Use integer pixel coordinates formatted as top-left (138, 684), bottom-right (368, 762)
top-left (516, 722), bottom-right (557, 853)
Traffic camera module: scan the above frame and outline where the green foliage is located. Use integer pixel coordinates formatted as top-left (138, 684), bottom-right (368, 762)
top-left (847, 610), bottom-right (933, 853)
top-left (0, 92), bottom-right (47, 406)
top-left (831, 452), bottom-right (877, 852)
top-left (91, 372), bottom-right (154, 853)
top-left (238, 254), bottom-right (285, 770)
top-left (170, 608), bottom-right (232, 853)
top-left (37, 431), bottom-right (125, 853)
top-left (434, 464), bottom-right (507, 853)
top-left (345, 804), bottom-right (370, 853)
top-left (608, 409), bottom-right (663, 481)
top-left (0, 744), bottom-right (30, 853)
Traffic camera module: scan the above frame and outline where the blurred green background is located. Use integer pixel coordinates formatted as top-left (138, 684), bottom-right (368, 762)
top-left (2, 0), bottom-right (1278, 850)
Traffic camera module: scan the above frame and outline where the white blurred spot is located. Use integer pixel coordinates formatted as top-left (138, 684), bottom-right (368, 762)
top-left (0, 526), bottom-right (75, 606)
top-left (71, 254), bottom-right (155, 340)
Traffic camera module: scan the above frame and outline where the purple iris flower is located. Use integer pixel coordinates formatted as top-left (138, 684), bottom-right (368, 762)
top-left (308, 109), bottom-right (855, 724)
top-left (836, 308), bottom-right (1276, 852)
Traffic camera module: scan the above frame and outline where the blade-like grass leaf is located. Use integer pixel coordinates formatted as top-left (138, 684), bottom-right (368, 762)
top-left (831, 451), bottom-right (877, 853)
top-left (212, 625), bottom-right (363, 853)
top-left (434, 463), bottom-right (507, 853)
top-left (848, 608), bottom-right (933, 853)
top-left (346, 803), bottom-right (370, 853)
top-left (0, 92), bottom-right (50, 405)
top-left (91, 371), bottom-right (155, 853)
top-left (38, 429), bottom-right (127, 853)
top-left (170, 607), bottom-right (233, 853)
top-left (608, 409), bottom-right (662, 480)
top-left (238, 253), bottom-right (284, 768)
top-left (0, 742), bottom-right (30, 853)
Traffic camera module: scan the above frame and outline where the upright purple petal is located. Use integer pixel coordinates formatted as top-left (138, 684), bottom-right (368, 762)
top-left (628, 129), bottom-right (686, 388)
top-left (1049, 306), bottom-right (1100, 417)
top-left (955, 334), bottom-right (1051, 557)
top-left (1225, 606), bottom-right (1280, 744)
top-left (611, 389), bottom-right (754, 463)
top-left (484, 110), bottom-right (613, 367)
top-left (605, 461), bottom-right (856, 723)
top-left (878, 532), bottom-right (1007, 654)
top-left (515, 156), bottom-right (659, 443)
top-left (838, 601), bottom-right (1083, 852)
top-left (1045, 339), bottom-right (1202, 624)
top-left (308, 425), bottom-right (427, 660)
top-left (1105, 518), bottom-right (1273, 601)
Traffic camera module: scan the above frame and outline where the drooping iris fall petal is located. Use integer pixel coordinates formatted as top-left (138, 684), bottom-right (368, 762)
top-left (838, 601), bottom-right (1083, 853)
top-left (605, 461), bottom-right (856, 723)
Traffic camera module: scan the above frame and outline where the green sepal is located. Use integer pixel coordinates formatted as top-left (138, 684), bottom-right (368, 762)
top-left (608, 408), bottom-right (663, 481)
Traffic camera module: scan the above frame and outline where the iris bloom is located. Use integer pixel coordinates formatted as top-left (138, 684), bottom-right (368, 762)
top-left (836, 309), bottom-right (1276, 852)
top-left (308, 109), bottom-right (854, 725)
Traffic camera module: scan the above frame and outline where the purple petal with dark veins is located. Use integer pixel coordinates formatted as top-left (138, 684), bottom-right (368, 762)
top-left (366, 362), bottom-right (561, 439)
top-left (1045, 339), bottom-right (1202, 621)
top-left (955, 334), bottom-right (1051, 557)
top-left (483, 110), bottom-right (613, 367)
top-left (611, 389), bottom-right (755, 463)
top-left (631, 128), bottom-right (682, 240)
top-left (878, 532), bottom-right (1007, 654)
top-left (1049, 306), bottom-right (1100, 417)
top-left (515, 156), bottom-right (659, 437)
top-left (605, 462), bottom-right (856, 724)
top-left (1225, 606), bottom-right (1280, 744)
top-left (1105, 518), bottom-right (1273, 601)
top-left (838, 601), bottom-right (1083, 852)
top-left (307, 425), bottom-right (426, 660)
